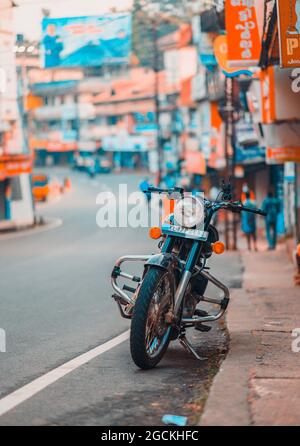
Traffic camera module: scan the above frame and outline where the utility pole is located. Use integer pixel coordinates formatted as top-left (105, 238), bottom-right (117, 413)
top-left (152, 19), bottom-right (163, 186)
top-left (224, 76), bottom-right (237, 251)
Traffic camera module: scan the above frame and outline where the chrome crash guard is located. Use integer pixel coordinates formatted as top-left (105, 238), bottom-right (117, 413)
top-left (111, 255), bottom-right (151, 319)
top-left (111, 254), bottom-right (230, 325)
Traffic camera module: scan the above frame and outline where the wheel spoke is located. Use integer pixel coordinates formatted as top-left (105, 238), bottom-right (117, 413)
top-left (145, 274), bottom-right (172, 358)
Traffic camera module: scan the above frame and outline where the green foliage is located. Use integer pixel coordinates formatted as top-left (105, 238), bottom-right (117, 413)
top-left (132, 0), bottom-right (180, 68)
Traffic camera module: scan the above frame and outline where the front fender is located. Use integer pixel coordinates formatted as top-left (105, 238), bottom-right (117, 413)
top-left (145, 253), bottom-right (181, 274)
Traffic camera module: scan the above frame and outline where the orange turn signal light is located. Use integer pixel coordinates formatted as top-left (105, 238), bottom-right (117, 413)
top-left (149, 226), bottom-right (162, 240)
top-left (212, 241), bottom-right (225, 255)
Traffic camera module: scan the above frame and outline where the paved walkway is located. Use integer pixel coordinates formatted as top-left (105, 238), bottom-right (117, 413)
top-left (200, 240), bottom-right (300, 426)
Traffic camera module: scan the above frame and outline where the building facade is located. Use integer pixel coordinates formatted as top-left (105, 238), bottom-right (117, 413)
top-left (0, 1), bottom-right (34, 227)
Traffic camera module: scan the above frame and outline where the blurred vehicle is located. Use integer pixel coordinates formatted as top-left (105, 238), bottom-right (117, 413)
top-left (32, 174), bottom-right (62, 202)
top-left (72, 152), bottom-right (95, 172)
top-left (73, 153), bottom-right (112, 176)
top-left (89, 157), bottom-right (112, 176)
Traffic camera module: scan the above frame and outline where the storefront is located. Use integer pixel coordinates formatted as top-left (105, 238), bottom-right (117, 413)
top-left (0, 155), bottom-right (34, 226)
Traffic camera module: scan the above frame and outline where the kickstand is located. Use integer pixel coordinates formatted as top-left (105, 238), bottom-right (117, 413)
top-left (179, 332), bottom-right (207, 361)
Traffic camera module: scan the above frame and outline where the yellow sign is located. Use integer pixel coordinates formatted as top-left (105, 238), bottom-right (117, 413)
top-left (277, 0), bottom-right (300, 68)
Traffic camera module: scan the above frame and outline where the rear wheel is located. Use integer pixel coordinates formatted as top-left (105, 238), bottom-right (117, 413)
top-left (130, 268), bottom-right (174, 369)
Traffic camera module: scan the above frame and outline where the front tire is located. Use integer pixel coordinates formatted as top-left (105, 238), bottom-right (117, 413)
top-left (130, 268), bottom-right (174, 369)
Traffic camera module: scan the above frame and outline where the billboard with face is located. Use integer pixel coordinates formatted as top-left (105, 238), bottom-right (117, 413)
top-left (42, 13), bottom-right (132, 68)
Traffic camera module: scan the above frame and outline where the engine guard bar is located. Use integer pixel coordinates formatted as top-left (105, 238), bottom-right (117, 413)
top-left (181, 270), bottom-right (230, 325)
top-left (111, 255), bottom-right (151, 306)
top-left (111, 256), bottom-right (230, 324)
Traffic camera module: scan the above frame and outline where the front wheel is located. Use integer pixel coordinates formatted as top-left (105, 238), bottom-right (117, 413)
top-left (130, 268), bottom-right (174, 369)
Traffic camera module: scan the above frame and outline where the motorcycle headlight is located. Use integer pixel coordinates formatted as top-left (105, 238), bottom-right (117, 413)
top-left (174, 196), bottom-right (205, 229)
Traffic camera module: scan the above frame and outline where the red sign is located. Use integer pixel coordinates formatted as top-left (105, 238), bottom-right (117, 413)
top-left (266, 147), bottom-right (300, 164)
top-left (225, 0), bottom-right (261, 67)
top-left (0, 155), bottom-right (33, 180)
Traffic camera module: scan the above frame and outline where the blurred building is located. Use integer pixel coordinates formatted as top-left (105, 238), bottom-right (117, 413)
top-left (0, 1), bottom-right (34, 228)
top-left (12, 1), bottom-right (300, 247)
top-left (188, 0), bottom-right (300, 246)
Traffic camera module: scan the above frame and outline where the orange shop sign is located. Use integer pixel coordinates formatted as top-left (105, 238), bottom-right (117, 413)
top-left (225, 0), bottom-right (261, 67)
top-left (29, 138), bottom-right (78, 152)
top-left (266, 147), bottom-right (300, 164)
top-left (0, 156), bottom-right (33, 180)
top-left (277, 0), bottom-right (300, 68)
top-left (213, 35), bottom-right (252, 76)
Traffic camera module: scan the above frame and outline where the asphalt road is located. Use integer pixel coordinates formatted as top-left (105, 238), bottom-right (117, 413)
top-left (0, 169), bottom-right (243, 426)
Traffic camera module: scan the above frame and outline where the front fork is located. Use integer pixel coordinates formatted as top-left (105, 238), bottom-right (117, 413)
top-left (173, 241), bottom-right (201, 315)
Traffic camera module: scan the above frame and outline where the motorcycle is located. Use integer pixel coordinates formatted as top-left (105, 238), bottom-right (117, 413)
top-left (111, 182), bottom-right (266, 369)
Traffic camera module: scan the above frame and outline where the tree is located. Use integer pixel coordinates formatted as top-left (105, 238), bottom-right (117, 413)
top-left (131, 0), bottom-right (182, 68)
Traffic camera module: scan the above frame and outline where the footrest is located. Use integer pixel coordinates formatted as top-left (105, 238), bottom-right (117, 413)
top-left (194, 309), bottom-right (209, 317)
top-left (194, 323), bottom-right (212, 333)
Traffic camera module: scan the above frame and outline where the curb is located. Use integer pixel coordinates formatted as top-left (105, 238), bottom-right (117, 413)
top-left (199, 288), bottom-right (258, 426)
top-left (0, 218), bottom-right (63, 242)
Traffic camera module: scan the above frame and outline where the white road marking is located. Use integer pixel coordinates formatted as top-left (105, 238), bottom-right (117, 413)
top-left (0, 330), bottom-right (130, 418)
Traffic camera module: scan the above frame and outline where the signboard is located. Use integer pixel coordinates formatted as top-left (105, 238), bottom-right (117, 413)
top-left (42, 14), bottom-right (132, 68)
top-left (213, 35), bottom-right (252, 77)
top-left (266, 147), bottom-right (300, 164)
top-left (235, 145), bottom-right (265, 164)
top-left (277, 0), bottom-right (300, 68)
top-left (0, 155), bottom-right (32, 180)
top-left (102, 134), bottom-right (154, 152)
top-left (225, 0), bottom-right (261, 67)
top-left (29, 138), bottom-right (78, 152)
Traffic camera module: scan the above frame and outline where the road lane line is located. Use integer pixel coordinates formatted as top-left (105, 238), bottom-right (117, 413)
top-left (0, 330), bottom-right (130, 418)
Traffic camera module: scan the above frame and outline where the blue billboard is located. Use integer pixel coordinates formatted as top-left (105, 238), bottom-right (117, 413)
top-left (42, 14), bottom-right (131, 68)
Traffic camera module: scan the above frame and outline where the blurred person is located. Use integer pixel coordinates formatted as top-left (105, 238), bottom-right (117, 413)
top-left (4, 180), bottom-right (12, 220)
top-left (241, 183), bottom-right (255, 203)
top-left (241, 191), bottom-right (257, 251)
top-left (139, 177), bottom-right (151, 204)
top-left (43, 23), bottom-right (63, 68)
top-left (262, 190), bottom-right (280, 250)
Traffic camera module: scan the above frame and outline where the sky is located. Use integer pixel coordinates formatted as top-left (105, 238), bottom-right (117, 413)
top-left (13, 0), bottom-right (133, 40)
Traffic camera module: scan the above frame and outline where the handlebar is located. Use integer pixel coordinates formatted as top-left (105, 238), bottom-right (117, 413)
top-left (224, 202), bottom-right (267, 217)
top-left (142, 186), bottom-right (267, 216)
top-left (146, 186), bottom-right (184, 196)
top-left (240, 205), bottom-right (267, 217)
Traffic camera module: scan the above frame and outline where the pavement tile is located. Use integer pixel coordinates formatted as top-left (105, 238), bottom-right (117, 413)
top-left (200, 242), bottom-right (300, 426)
top-left (253, 331), bottom-right (300, 379)
top-left (249, 378), bottom-right (300, 426)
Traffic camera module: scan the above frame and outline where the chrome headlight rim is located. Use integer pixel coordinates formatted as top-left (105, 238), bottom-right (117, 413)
top-left (174, 195), bottom-right (205, 229)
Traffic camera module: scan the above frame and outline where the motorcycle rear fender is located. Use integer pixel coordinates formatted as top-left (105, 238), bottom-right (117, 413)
top-left (145, 253), bottom-right (182, 274)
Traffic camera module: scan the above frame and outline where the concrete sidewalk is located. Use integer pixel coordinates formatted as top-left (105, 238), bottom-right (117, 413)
top-left (200, 241), bottom-right (300, 426)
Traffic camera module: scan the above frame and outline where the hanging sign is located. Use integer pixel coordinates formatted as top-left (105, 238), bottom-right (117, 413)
top-left (277, 0), bottom-right (300, 68)
top-left (213, 35), bottom-right (252, 77)
top-left (225, 0), bottom-right (261, 67)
